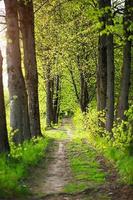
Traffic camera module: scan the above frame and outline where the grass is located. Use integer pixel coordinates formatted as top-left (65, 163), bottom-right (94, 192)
top-left (0, 136), bottom-right (51, 198)
top-left (0, 128), bottom-right (67, 198)
top-left (73, 109), bottom-right (133, 185)
top-left (45, 129), bottom-right (67, 140)
top-left (104, 146), bottom-right (133, 184)
top-left (45, 126), bottom-right (106, 193)
top-left (64, 182), bottom-right (88, 193)
top-left (64, 139), bottom-right (106, 193)
top-left (88, 135), bottom-right (133, 184)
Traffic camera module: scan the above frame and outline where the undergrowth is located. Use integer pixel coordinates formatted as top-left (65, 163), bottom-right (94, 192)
top-left (73, 107), bottom-right (133, 185)
top-left (0, 136), bottom-right (50, 198)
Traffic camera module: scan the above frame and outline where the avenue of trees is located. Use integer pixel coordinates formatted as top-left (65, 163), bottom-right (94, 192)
top-left (0, 0), bottom-right (133, 155)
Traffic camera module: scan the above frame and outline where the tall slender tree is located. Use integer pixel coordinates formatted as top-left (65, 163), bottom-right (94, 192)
top-left (0, 50), bottom-right (10, 153)
top-left (18, 0), bottom-right (41, 137)
top-left (117, 0), bottom-right (133, 120)
top-left (53, 75), bottom-right (60, 124)
top-left (46, 66), bottom-right (54, 128)
top-left (4, 0), bottom-right (31, 144)
top-left (80, 72), bottom-right (89, 113)
top-left (97, 0), bottom-right (107, 112)
top-left (106, 0), bottom-right (115, 132)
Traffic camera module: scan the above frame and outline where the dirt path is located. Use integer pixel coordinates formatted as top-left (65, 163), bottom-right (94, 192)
top-left (26, 118), bottom-right (133, 200)
top-left (26, 118), bottom-right (73, 199)
top-left (28, 140), bottom-right (72, 196)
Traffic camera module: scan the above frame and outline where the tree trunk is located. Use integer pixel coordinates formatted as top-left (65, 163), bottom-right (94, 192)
top-left (97, 0), bottom-right (107, 112)
top-left (76, 54), bottom-right (89, 112)
top-left (68, 68), bottom-right (80, 104)
top-left (18, 0), bottom-right (41, 137)
top-left (106, 0), bottom-right (115, 132)
top-left (117, 0), bottom-right (133, 120)
top-left (4, 0), bottom-right (31, 144)
top-left (80, 72), bottom-right (89, 112)
top-left (0, 51), bottom-right (10, 153)
top-left (46, 66), bottom-right (54, 127)
top-left (53, 75), bottom-right (60, 124)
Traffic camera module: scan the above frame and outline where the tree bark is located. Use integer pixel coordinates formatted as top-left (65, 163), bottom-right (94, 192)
top-left (0, 51), bottom-right (10, 153)
top-left (97, 0), bottom-right (107, 112)
top-left (4, 0), bottom-right (31, 144)
top-left (117, 0), bottom-right (133, 120)
top-left (80, 72), bottom-right (89, 112)
top-left (106, 0), bottom-right (115, 132)
top-left (76, 54), bottom-right (89, 112)
top-left (68, 68), bottom-right (80, 104)
top-left (53, 75), bottom-right (60, 124)
top-left (18, 0), bottom-right (41, 137)
top-left (46, 66), bottom-right (54, 127)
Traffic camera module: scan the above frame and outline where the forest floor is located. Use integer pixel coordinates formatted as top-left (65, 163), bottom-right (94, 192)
top-left (15, 118), bottom-right (133, 200)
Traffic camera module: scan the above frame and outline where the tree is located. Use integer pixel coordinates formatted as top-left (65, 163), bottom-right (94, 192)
top-left (18, 0), bottom-right (42, 137)
top-left (4, 0), bottom-right (31, 144)
top-left (45, 69), bottom-right (60, 126)
top-left (53, 75), bottom-right (60, 124)
top-left (45, 65), bottom-right (54, 127)
top-left (62, 3), bottom-right (97, 113)
top-left (117, 0), bottom-right (133, 121)
top-left (35, 0), bottom-right (63, 125)
top-left (97, 0), bottom-right (107, 112)
top-left (79, 67), bottom-right (90, 113)
top-left (105, 0), bottom-right (115, 132)
top-left (0, 50), bottom-right (10, 153)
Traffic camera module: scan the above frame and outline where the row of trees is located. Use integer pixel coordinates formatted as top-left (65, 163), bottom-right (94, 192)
top-left (0, 0), bottom-right (42, 153)
top-left (97, 0), bottom-right (133, 132)
top-left (35, 0), bottom-right (97, 127)
top-left (35, 0), bottom-right (133, 132)
top-left (0, 0), bottom-right (132, 153)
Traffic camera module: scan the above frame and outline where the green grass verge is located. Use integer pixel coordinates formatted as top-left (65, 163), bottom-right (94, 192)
top-left (0, 136), bottom-right (51, 198)
top-left (73, 109), bottom-right (133, 185)
top-left (86, 135), bottom-right (133, 185)
top-left (64, 139), bottom-right (106, 193)
top-left (103, 145), bottom-right (133, 184)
